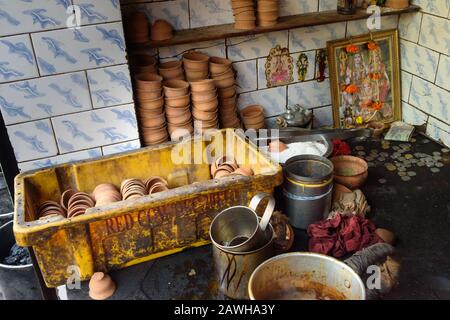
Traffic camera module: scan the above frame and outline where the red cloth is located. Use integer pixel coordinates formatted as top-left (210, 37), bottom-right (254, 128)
top-left (332, 139), bottom-right (351, 157)
top-left (307, 214), bottom-right (383, 258)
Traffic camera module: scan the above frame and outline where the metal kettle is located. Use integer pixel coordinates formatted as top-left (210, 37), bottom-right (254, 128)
top-left (276, 104), bottom-right (313, 128)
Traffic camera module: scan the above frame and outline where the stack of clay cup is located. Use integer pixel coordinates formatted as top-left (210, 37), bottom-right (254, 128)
top-left (37, 200), bottom-right (66, 219)
top-left (241, 104), bottom-right (266, 130)
top-left (92, 184), bottom-right (122, 207)
top-left (120, 178), bottom-right (147, 200)
top-left (183, 52), bottom-right (209, 82)
top-left (125, 11), bottom-right (149, 44)
top-left (190, 79), bottom-right (219, 134)
top-left (66, 192), bottom-right (95, 218)
top-left (151, 19), bottom-right (174, 41)
top-left (231, 0), bottom-right (256, 30)
top-left (134, 73), bottom-right (168, 146)
top-left (209, 57), bottom-right (241, 128)
top-left (145, 177), bottom-right (169, 194)
top-left (163, 79), bottom-right (193, 140)
top-left (158, 60), bottom-right (185, 81)
top-left (210, 156), bottom-right (255, 179)
top-left (129, 53), bottom-right (158, 75)
top-left (256, 0), bottom-right (279, 27)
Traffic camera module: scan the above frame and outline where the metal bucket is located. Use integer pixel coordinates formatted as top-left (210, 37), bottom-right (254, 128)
top-left (248, 252), bottom-right (366, 300)
top-left (283, 155), bottom-right (334, 229)
top-left (211, 220), bottom-right (275, 300)
top-left (209, 193), bottom-right (275, 253)
top-left (0, 221), bottom-right (42, 300)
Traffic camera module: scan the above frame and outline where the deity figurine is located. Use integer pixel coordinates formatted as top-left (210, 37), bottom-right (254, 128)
top-left (297, 53), bottom-right (309, 82)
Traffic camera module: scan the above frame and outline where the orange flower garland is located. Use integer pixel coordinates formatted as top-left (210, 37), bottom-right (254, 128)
top-left (345, 44), bottom-right (359, 54)
top-left (367, 41), bottom-right (379, 51)
top-left (370, 101), bottom-right (384, 110)
top-left (344, 84), bottom-right (358, 94)
top-left (369, 72), bottom-right (381, 80)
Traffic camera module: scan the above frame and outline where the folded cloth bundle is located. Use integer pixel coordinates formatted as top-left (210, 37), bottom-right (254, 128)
top-left (308, 213), bottom-right (383, 258)
top-left (328, 189), bottom-right (370, 219)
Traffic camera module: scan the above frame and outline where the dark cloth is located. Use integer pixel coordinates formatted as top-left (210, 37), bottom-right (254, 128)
top-left (307, 213), bottom-right (383, 258)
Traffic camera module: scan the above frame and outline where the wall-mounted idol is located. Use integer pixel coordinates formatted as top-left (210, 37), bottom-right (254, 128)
top-left (265, 45), bottom-right (293, 88)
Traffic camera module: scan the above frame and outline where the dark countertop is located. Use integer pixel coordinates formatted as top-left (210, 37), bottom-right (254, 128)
top-left (67, 134), bottom-right (450, 300)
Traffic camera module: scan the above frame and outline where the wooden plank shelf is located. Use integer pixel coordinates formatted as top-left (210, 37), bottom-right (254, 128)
top-left (133, 5), bottom-right (420, 49)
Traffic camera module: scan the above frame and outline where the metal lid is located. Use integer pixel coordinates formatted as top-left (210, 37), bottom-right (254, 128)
top-left (284, 155), bottom-right (334, 183)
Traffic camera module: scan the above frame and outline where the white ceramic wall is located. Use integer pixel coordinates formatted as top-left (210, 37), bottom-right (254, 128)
top-left (121, 0), bottom-right (449, 147)
top-left (0, 0), bottom-right (141, 172)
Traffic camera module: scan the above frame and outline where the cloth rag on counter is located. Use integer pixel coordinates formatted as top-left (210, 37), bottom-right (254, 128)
top-left (328, 189), bottom-right (370, 219)
top-left (308, 213), bottom-right (383, 258)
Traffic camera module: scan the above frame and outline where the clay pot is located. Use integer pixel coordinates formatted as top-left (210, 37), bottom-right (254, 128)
top-left (183, 52), bottom-right (210, 70)
top-left (234, 20), bottom-right (256, 30)
top-left (145, 176), bottom-right (169, 193)
top-left (268, 140), bottom-right (288, 153)
top-left (135, 88), bottom-right (162, 100)
top-left (331, 156), bottom-right (369, 189)
top-left (137, 107), bottom-right (164, 117)
top-left (93, 183), bottom-right (121, 206)
top-left (189, 79), bottom-right (216, 92)
top-left (38, 200), bottom-right (66, 219)
top-left (375, 228), bottom-right (396, 245)
top-left (66, 192), bottom-right (95, 218)
top-left (192, 96), bottom-right (219, 111)
top-left (135, 73), bottom-right (162, 91)
top-left (209, 57), bottom-right (233, 75)
top-left (138, 96), bottom-right (164, 110)
top-left (60, 189), bottom-right (76, 212)
top-left (244, 121), bottom-right (266, 130)
top-left (191, 89), bottom-right (217, 102)
top-left (163, 79), bottom-right (189, 97)
top-left (367, 121), bottom-right (385, 138)
top-left (139, 113), bottom-right (166, 128)
top-left (151, 19), bottom-right (173, 41)
top-left (233, 167), bottom-right (254, 177)
top-left (158, 60), bottom-right (184, 80)
top-left (221, 117), bottom-right (241, 129)
top-left (192, 108), bottom-right (218, 121)
top-left (211, 68), bottom-right (234, 80)
top-left (120, 178), bottom-right (147, 200)
top-left (166, 105), bottom-right (190, 117)
top-left (165, 94), bottom-right (190, 108)
top-left (219, 94), bottom-right (237, 106)
top-left (332, 183), bottom-right (352, 202)
top-left (126, 11), bottom-right (149, 44)
top-left (130, 54), bottom-right (157, 74)
top-left (217, 86), bottom-right (237, 99)
top-left (184, 69), bottom-right (209, 82)
top-left (385, 0), bottom-right (409, 9)
top-left (213, 75), bottom-right (235, 89)
top-left (148, 182), bottom-right (169, 194)
top-left (241, 104), bottom-right (265, 127)
top-left (89, 272), bottom-right (116, 300)
top-left (167, 111), bottom-right (192, 125)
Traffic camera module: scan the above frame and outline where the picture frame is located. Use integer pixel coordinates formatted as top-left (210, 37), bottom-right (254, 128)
top-left (327, 29), bottom-right (401, 129)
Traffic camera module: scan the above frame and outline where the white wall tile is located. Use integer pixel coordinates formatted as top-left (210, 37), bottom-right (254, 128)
top-left (401, 71), bottom-right (413, 102)
top-left (52, 104), bottom-right (139, 152)
top-left (399, 12), bottom-right (422, 43)
top-left (346, 15), bottom-right (399, 37)
top-left (7, 119), bottom-right (58, 162)
top-left (0, 0), bottom-right (70, 37)
top-left (0, 34), bottom-right (39, 83)
top-left (418, 14), bottom-right (450, 55)
top-left (87, 64), bottom-right (133, 108)
top-left (0, 72), bottom-right (92, 125)
top-left (234, 60), bottom-right (258, 94)
top-left (436, 54), bottom-right (450, 91)
top-left (279, 0), bottom-right (318, 17)
top-left (159, 39), bottom-right (226, 61)
top-left (32, 22), bottom-right (127, 75)
top-left (399, 40), bottom-right (439, 82)
top-left (102, 139), bottom-right (141, 156)
top-left (189, 0), bottom-right (233, 28)
top-left (288, 79), bottom-right (331, 108)
top-left (73, 0), bottom-right (123, 26)
top-left (289, 22), bottom-right (346, 52)
top-left (228, 31), bottom-right (289, 61)
top-left (402, 101), bottom-right (428, 126)
top-left (319, 0), bottom-right (337, 11)
top-left (426, 117), bottom-right (450, 147)
top-left (411, 0), bottom-right (449, 18)
top-left (238, 86), bottom-right (287, 117)
top-left (313, 105), bottom-right (333, 128)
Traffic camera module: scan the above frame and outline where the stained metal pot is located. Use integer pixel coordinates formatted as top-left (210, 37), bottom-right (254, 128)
top-left (248, 252), bottom-right (366, 300)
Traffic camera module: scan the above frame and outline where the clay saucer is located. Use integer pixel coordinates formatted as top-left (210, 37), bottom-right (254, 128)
top-left (233, 167), bottom-right (254, 176)
top-left (60, 189), bottom-right (76, 211)
top-left (148, 182), bottom-right (169, 194)
top-left (89, 272), bottom-right (116, 300)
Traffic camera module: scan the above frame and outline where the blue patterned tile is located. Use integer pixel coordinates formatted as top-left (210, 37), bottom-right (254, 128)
top-left (436, 55), bottom-right (450, 91)
top-left (287, 79), bottom-right (331, 108)
top-left (102, 139), bottom-right (141, 156)
top-left (418, 14), bottom-right (450, 55)
top-left (400, 40), bottom-right (439, 82)
top-left (279, 0), bottom-right (318, 17)
top-left (313, 105), bottom-right (333, 128)
top-left (319, 0), bottom-right (337, 11)
top-left (32, 22), bottom-right (127, 75)
top-left (234, 60), bottom-right (257, 94)
top-left (399, 12), bottom-right (422, 42)
top-left (346, 15), bottom-right (399, 37)
top-left (426, 117), bottom-right (450, 147)
top-left (289, 22), bottom-right (346, 52)
top-left (6, 119), bottom-right (58, 162)
top-left (401, 71), bottom-right (413, 102)
top-left (0, 34), bottom-right (38, 83)
top-left (87, 64), bottom-right (133, 108)
top-left (52, 104), bottom-right (139, 152)
top-left (402, 102), bottom-right (428, 126)
top-left (227, 31), bottom-right (289, 61)
top-left (411, 0), bottom-right (449, 18)
top-left (189, 0), bottom-right (233, 28)
top-left (238, 87), bottom-right (287, 117)
top-left (73, 0), bottom-right (122, 26)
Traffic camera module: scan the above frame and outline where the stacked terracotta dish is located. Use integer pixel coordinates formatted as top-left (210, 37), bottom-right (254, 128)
top-left (37, 200), bottom-right (66, 219)
top-left (92, 184), bottom-right (122, 206)
top-left (190, 79), bottom-right (219, 134)
top-left (125, 11), bottom-right (149, 44)
top-left (151, 19), bottom-right (174, 41)
top-left (145, 176), bottom-right (169, 194)
top-left (163, 79), bottom-right (193, 140)
top-left (120, 178), bottom-right (147, 200)
top-left (134, 73), bottom-right (168, 146)
top-left (158, 60), bottom-right (185, 81)
top-left (183, 52), bottom-right (209, 81)
top-left (210, 156), bottom-right (254, 178)
top-left (231, 0), bottom-right (256, 30)
top-left (257, 0), bottom-right (279, 27)
top-left (66, 192), bottom-right (95, 218)
top-left (209, 57), bottom-right (241, 129)
top-left (129, 53), bottom-right (158, 75)
top-left (240, 105), bottom-right (266, 130)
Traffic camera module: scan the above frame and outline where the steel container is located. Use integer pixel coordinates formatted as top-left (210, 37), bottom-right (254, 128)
top-left (248, 252), bottom-right (366, 300)
top-left (283, 155), bottom-right (334, 229)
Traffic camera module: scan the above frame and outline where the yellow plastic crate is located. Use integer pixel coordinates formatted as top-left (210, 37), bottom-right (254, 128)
top-left (13, 129), bottom-right (283, 287)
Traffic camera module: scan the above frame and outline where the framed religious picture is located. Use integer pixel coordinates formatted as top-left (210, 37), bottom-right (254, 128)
top-left (327, 29), bottom-right (401, 129)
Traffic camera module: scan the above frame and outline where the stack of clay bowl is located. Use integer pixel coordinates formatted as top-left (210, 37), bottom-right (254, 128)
top-left (231, 0), bottom-right (256, 30)
top-left (163, 79), bottom-right (193, 140)
top-left (240, 105), bottom-right (266, 130)
top-left (183, 52), bottom-right (209, 81)
top-left (209, 57), bottom-right (241, 128)
top-left (210, 156), bottom-right (255, 179)
top-left (256, 0), bottom-right (279, 27)
top-left (92, 184), bottom-right (122, 207)
top-left (151, 19), bottom-right (174, 41)
top-left (145, 176), bottom-right (169, 194)
top-left (130, 53), bottom-right (158, 75)
top-left (190, 79), bottom-right (219, 134)
top-left (134, 74), bottom-right (168, 146)
top-left (158, 60), bottom-right (185, 81)
top-left (125, 11), bottom-right (149, 44)
top-left (66, 192), bottom-right (95, 218)
top-left (37, 200), bottom-right (66, 219)
top-left (120, 178), bottom-right (147, 200)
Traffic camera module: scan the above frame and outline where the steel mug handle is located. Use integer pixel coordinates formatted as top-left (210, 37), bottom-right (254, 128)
top-left (249, 192), bottom-right (275, 231)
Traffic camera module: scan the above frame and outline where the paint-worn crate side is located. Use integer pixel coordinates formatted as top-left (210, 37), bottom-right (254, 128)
top-left (13, 130), bottom-right (283, 287)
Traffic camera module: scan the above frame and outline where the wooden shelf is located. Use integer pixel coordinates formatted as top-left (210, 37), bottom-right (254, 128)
top-left (134, 5), bottom-right (420, 49)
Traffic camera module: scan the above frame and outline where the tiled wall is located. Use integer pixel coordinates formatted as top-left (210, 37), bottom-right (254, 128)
top-left (121, 0), bottom-right (449, 147)
top-left (399, 0), bottom-right (450, 147)
top-left (0, 0), bottom-right (141, 172)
